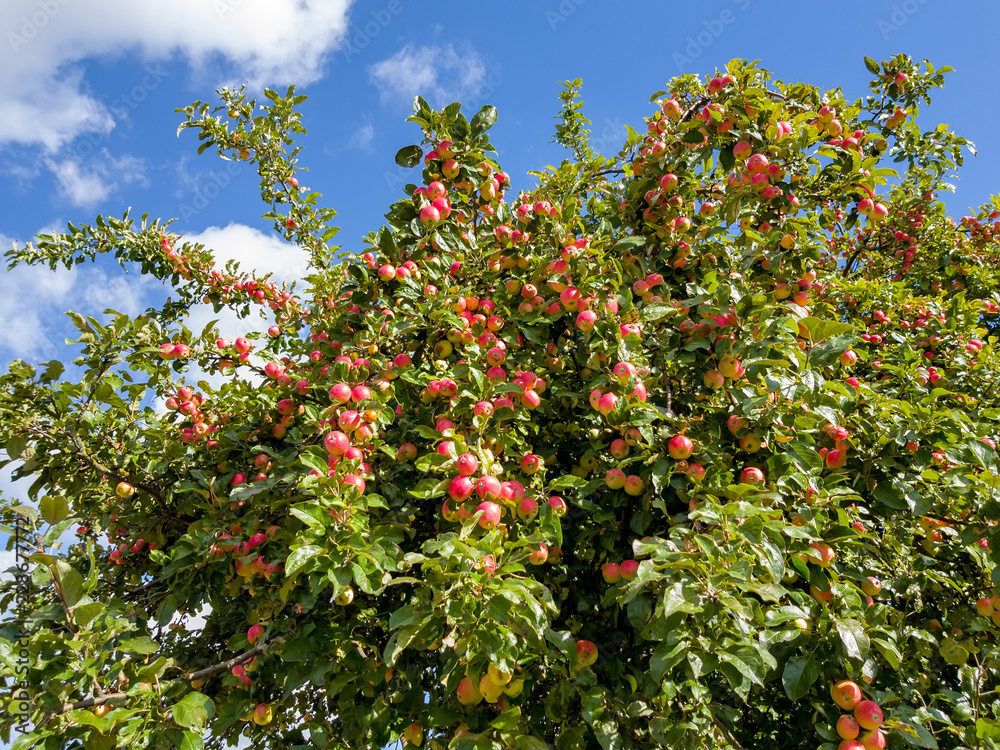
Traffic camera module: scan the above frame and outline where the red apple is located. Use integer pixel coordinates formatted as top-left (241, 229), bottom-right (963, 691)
top-left (854, 700), bottom-right (883, 730)
top-left (456, 453), bottom-right (479, 476)
top-left (576, 639), bottom-right (598, 667)
top-left (602, 562), bottom-right (621, 583)
top-left (476, 501), bottom-right (501, 530)
top-left (831, 680), bottom-right (863, 710)
top-left (837, 714), bottom-right (860, 740)
top-left (668, 435), bottom-right (694, 460)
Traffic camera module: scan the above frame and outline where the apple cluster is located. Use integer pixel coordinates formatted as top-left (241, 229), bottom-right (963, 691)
top-left (830, 679), bottom-right (887, 749)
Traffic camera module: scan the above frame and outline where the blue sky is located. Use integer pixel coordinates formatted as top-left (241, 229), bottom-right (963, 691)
top-left (1, 0), bottom-right (999, 745)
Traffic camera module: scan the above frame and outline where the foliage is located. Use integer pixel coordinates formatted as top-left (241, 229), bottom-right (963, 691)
top-left (2, 56), bottom-right (1000, 749)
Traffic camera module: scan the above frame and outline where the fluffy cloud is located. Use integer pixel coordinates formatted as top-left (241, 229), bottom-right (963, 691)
top-left (0, 0), bottom-right (353, 151)
top-left (0, 231), bottom-right (162, 362)
top-left (45, 152), bottom-right (147, 209)
top-left (349, 121), bottom-right (375, 151)
top-left (369, 43), bottom-right (488, 107)
top-left (184, 221), bottom-right (311, 283)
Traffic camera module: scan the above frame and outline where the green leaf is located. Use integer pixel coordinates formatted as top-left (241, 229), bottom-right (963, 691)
top-left (39, 495), bottom-right (70, 525)
top-left (864, 56), bottom-right (881, 74)
top-left (179, 731), bottom-right (205, 750)
top-left (412, 96), bottom-right (431, 119)
top-left (808, 334), bottom-right (855, 368)
top-left (121, 636), bottom-right (159, 655)
top-left (834, 618), bottom-right (869, 661)
top-left (171, 691), bottom-right (213, 731)
top-left (5, 435), bottom-right (28, 460)
top-left (286, 545), bottom-right (323, 577)
top-left (782, 653), bottom-right (820, 700)
top-left (512, 736), bottom-right (550, 750)
top-left (471, 105), bottom-right (498, 133)
top-left (72, 602), bottom-right (105, 628)
top-left (939, 638), bottom-right (969, 666)
top-left (395, 145), bottom-right (423, 168)
top-left (52, 561), bottom-right (85, 607)
top-left (490, 706), bottom-right (522, 729)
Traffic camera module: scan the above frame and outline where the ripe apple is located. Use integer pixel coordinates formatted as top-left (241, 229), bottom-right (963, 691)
top-left (604, 469), bottom-right (625, 490)
top-left (859, 728), bottom-right (886, 749)
top-left (456, 453), bottom-right (478, 476)
top-left (703, 370), bottom-right (725, 389)
top-left (854, 701), bottom-right (884, 730)
top-left (448, 475), bottom-right (474, 502)
top-left (252, 703), bottom-right (273, 726)
top-left (517, 497), bottom-right (539, 520)
top-left (668, 435), bottom-right (694, 459)
top-left (456, 676), bottom-right (482, 705)
top-left (836, 714), bottom-right (860, 740)
top-left (831, 680), bottom-right (863, 710)
top-left (624, 475), bottom-right (645, 496)
top-left (861, 577), bottom-right (881, 597)
top-left (597, 392), bottom-right (619, 416)
top-left (811, 584), bottom-right (833, 603)
top-left (419, 205), bottom-right (441, 226)
top-left (547, 496), bottom-right (568, 516)
top-left (619, 560), bottom-right (639, 580)
top-left (807, 542), bottom-right (836, 567)
top-left (727, 415), bottom-right (747, 434)
top-left (476, 501), bottom-right (501, 530)
top-left (602, 562), bottom-right (621, 583)
top-left (247, 623), bottom-right (264, 644)
top-left (577, 310), bottom-right (598, 331)
top-left (116, 482), bottom-right (135, 499)
top-left (718, 355), bottom-right (741, 379)
top-left (740, 467), bottom-right (765, 485)
top-left (529, 544), bottom-right (548, 565)
top-left (520, 454), bottom-right (542, 474)
top-left (662, 99), bottom-right (682, 119)
top-left (576, 639), bottom-right (598, 667)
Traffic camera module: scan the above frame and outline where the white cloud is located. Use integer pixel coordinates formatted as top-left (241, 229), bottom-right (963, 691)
top-left (0, 231), bottom-right (162, 361)
top-left (349, 121), bottom-right (375, 151)
top-left (184, 222), bottom-right (310, 283)
top-left (46, 159), bottom-right (109, 207)
top-left (369, 43), bottom-right (487, 107)
top-left (0, 254), bottom-right (78, 361)
top-left (0, 0), bottom-right (353, 151)
top-left (46, 151), bottom-right (148, 209)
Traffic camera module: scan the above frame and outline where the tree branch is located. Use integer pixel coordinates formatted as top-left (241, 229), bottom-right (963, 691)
top-left (28, 423), bottom-right (171, 514)
top-left (48, 644), bottom-right (267, 718)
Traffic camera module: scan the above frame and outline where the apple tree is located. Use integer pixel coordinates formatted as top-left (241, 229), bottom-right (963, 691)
top-left (1, 55), bottom-right (1000, 750)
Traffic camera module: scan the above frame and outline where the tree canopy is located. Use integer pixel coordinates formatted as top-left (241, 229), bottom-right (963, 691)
top-left (2, 54), bottom-right (1000, 750)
